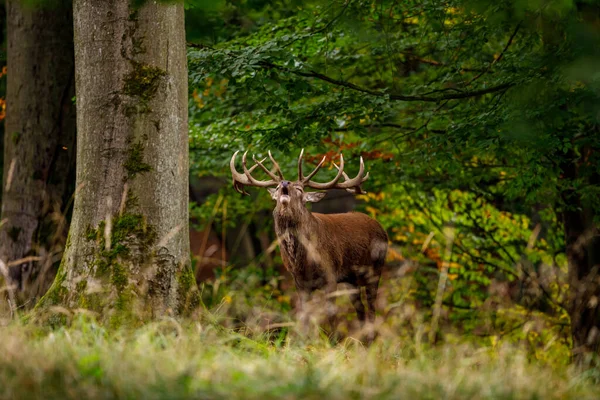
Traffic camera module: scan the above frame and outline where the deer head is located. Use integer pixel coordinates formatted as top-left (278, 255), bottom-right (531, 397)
top-left (230, 149), bottom-right (370, 216)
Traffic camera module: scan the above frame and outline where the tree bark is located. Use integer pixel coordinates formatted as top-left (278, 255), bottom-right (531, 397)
top-left (1, 0), bottom-right (76, 296)
top-left (543, 3), bottom-right (600, 364)
top-left (38, 0), bottom-right (197, 321)
top-left (561, 147), bottom-right (600, 363)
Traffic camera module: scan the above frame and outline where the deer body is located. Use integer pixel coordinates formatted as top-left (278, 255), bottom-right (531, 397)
top-left (275, 211), bottom-right (387, 292)
top-left (230, 149), bottom-right (388, 326)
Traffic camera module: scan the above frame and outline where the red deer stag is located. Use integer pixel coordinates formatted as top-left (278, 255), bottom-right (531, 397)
top-left (230, 149), bottom-right (388, 330)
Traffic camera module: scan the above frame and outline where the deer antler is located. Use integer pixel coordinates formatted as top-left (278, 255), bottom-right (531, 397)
top-left (332, 160), bottom-right (369, 194)
top-left (298, 149), bottom-right (369, 192)
top-left (230, 150), bottom-right (283, 195)
top-left (269, 150), bottom-right (284, 179)
top-left (298, 149), bottom-right (344, 189)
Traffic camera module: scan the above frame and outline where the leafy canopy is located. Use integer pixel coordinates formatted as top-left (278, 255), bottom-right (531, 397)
top-left (186, 0), bottom-right (600, 340)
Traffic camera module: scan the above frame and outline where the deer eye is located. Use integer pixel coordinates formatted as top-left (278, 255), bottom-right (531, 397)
top-left (295, 188), bottom-right (303, 193)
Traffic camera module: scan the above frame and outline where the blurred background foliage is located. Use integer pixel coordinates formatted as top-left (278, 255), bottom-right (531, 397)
top-left (183, 0), bottom-right (600, 361)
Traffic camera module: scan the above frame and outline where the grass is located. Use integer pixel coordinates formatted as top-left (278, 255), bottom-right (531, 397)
top-left (1, 313), bottom-right (600, 400)
top-left (0, 258), bottom-right (593, 399)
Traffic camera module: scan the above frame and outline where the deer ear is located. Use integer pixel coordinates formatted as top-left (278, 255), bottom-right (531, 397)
top-left (303, 191), bottom-right (326, 203)
top-left (268, 188), bottom-right (278, 200)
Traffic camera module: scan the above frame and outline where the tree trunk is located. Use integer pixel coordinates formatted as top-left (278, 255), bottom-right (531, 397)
top-left (38, 0), bottom-right (197, 322)
top-left (544, 4), bottom-right (600, 364)
top-left (1, 0), bottom-right (76, 297)
top-left (562, 150), bottom-right (600, 363)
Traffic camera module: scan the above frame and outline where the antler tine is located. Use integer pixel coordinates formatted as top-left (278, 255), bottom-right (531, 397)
top-left (335, 157), bottom-right (369, 194)
top-left (230, 151), bottom-right (278, 195)
top-left (242, 151), bottom-right (279, 187)
top-left (332, 161), bottom-right (350, 181)
top-left (230, 150), bottom-right (250, 195)
top-left (302, 155), bottom-right (327, 183)
top-left (332, 160), bottom-right (369, 194)
top-left (268, 150), bottom-right (284, 180)
top-left (251, 159), bottom-right (267, 173)
top-left (297, 148), bottom-right (304, 182)
top-left (252, 154), bottom-right (280, 181)
top-left (335, 156), bottom-right (368, 189)
top-left (304, 153), bottom-right (345, 190)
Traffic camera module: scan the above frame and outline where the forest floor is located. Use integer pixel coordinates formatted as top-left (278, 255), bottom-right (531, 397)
top-left (1, 314), bottom-right (600, 400)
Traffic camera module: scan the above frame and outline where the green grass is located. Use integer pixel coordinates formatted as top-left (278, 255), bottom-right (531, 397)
top-left (1, 314), bottom-right (599, 400)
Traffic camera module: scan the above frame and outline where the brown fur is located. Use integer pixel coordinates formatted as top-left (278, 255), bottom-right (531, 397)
top-left (271, 181), bottom-right (388, 324)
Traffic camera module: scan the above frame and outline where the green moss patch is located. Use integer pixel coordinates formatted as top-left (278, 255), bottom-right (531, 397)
top-left (78, 212), bottom-right (158, 324)
top-left (123, 62), bottom-right (166, 102)
top-left (124, 141), bottom-right (152, 180)
top-left (37, 208), bottom-right (196, 322)
top-left (89, 212), bottom-right (157, 276)
top-left (34, 243), bottom-right (70, 326)
top-left (36, 264), bottom-right (67, 309)
top-left (177, 266), bottom-right (201, 314)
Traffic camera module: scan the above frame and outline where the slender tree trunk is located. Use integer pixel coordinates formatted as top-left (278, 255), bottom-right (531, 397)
top-left (564, 204), bottom-right (600, 362)
top-left (542, 4), bottom-right (600, 364)
top-left (0, 0), bottom-right (76, 296)
top-left (561, 148), bottom-right (600, 363)
top-left (38, 0), bottom-right (198, 321)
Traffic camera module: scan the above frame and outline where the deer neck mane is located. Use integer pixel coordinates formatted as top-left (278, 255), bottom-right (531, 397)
top-left (273, 208), bottom-right (316, 270)
top-left (273, 203), bottom-right (314, 231)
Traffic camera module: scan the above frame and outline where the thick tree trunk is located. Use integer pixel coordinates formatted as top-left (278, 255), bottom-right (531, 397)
top-left (0, 0), bottom-right (76, 296)
top-left (38, 0), bottom-right (197, 321)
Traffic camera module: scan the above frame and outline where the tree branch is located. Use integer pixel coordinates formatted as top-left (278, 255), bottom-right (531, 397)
top-left (466, 22), bottom-right (522, 86)
top-left (260, 61), bottom-right (514, 102)
top-left (189, 42), bottom-right (514, 102)
top-left (399, 52), bottom-right (486, 73)
top-left (335, 122), bottom-right (447, 133)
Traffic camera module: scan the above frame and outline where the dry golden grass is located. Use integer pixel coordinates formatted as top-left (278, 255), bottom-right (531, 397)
top-left (0, 311), bottom-right (598, 400)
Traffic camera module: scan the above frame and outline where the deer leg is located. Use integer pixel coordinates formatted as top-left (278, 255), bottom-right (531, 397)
top-left (295, 289), bottom-right (311, 336)
top-left (363, 273), bottom-right (381, 344)
top-left (350, 286), bottom-right (366, 323)
top-left (323, 282), bottom-right (340, 341)
top-left (365, 280), bottom-right (379, 323)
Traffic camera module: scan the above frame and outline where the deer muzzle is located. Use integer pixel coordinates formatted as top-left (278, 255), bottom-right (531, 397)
top-left (280, 181), bottom-right (291, 205)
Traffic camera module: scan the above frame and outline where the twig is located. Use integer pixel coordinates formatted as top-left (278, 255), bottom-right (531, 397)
top-left (0, 259), bottom-right (18, 319)
top-left (284, 0), bottom-right (353, 48)
top-left (466, 22), bottom-right (521, 86)
top-left (7, 256), bottom-right (42, 268)
top-left (429, 223), bottom-right (456, 344)
top-left (399, 52), bottom-right (486, 72)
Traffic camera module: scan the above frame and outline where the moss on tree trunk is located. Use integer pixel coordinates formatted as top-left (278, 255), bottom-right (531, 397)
top-left (36, 0), bottom-right (198, 323)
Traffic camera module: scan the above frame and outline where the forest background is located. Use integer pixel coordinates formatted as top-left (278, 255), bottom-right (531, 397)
top-left (1, 0), bottom-right (600, 398)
